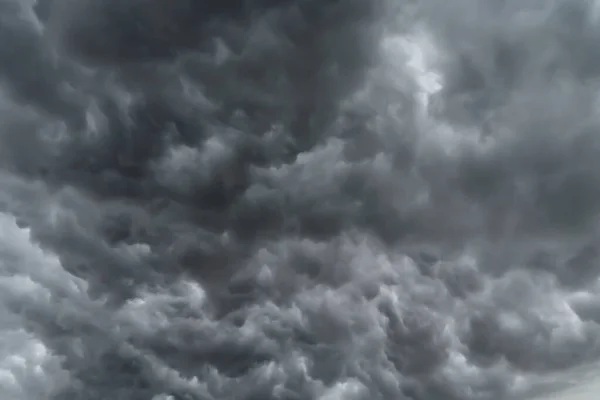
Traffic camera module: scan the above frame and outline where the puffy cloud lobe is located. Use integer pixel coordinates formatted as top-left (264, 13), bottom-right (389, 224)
top-left (2, 0), bottom-right (600, 399)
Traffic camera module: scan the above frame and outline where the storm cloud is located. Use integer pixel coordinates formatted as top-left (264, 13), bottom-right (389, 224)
top-left (2, 0), bottom-right (600, 399)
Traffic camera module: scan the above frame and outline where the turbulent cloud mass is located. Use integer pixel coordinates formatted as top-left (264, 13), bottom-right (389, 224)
top-left (3, 0), bottom-right (600, 399)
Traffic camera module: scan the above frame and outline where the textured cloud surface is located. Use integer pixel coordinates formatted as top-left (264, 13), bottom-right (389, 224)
top-left (2, 0), bottom-right (600, 399)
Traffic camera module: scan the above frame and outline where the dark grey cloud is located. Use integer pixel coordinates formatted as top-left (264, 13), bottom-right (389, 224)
top-left (2, 0), bottom-right (600, 399)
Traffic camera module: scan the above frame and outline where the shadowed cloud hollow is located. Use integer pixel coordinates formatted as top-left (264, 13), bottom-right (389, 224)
top-left (2, 0), bottom-right (600, 399)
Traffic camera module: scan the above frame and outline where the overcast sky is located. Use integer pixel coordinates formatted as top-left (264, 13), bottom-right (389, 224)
top-left (2, 0), bottom-right (600, 399)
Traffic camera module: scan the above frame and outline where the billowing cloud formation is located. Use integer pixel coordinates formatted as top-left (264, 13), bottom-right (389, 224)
top-left (2, 0), bottom-right (600, 399)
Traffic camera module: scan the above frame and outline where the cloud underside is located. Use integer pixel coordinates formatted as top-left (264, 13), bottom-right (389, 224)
top-left (2, 0), bottom-right (600, 399)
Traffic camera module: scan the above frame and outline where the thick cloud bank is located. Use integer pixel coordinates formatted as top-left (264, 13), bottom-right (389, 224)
top-left (2, 0), bottom-right (600, 399)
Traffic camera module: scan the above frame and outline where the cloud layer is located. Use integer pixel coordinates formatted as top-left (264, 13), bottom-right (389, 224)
top-left (2, 0), bottom-right (600, 399)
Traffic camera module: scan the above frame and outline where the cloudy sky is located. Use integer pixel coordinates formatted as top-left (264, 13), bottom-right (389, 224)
top-left (2, 0), bottom-right (600, 399)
